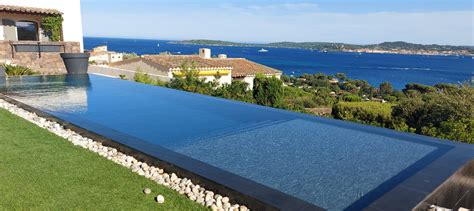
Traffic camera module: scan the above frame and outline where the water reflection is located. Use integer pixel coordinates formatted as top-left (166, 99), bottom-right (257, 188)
top-left (0, 75), bottom-right (91, 112)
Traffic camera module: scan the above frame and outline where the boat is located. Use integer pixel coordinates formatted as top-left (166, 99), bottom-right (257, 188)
top-left (258, 48), bottom-right (269, 53)
top-left (157, 44), bottom-right (160, 47)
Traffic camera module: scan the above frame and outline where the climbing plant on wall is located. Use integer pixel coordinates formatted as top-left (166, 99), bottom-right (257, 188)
top-left (41, 15), bottom-right (63, 42)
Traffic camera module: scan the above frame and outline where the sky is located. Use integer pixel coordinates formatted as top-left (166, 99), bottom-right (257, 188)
top-left (81, 0), bottom-right (474, 46)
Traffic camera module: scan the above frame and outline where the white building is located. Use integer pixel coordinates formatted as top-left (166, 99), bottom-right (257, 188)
top-left (89, 45), bottom-right (123, 64)
top-left (0, 0), bottom-right (84, 51)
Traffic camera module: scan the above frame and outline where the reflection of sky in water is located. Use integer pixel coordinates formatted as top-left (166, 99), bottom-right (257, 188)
top-left (0, 75), bottom-right (90, 113)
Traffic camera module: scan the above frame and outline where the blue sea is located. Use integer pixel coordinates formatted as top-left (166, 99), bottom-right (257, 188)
top-left (84, 37), bottom-right (473, 89)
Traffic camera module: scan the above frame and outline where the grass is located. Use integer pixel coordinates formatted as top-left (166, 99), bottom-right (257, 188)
top-left (0, 108), bottom-right (207, 210)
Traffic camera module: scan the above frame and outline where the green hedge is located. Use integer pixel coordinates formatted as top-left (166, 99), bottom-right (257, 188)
top-left (332, 102), bottom-right (394, 127)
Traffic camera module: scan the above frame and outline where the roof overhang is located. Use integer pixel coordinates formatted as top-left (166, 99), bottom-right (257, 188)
top-left (0, 5), bottom-right (62, 16)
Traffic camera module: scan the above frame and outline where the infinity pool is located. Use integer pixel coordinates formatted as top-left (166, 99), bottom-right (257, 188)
top-left (0, 75), bottom-right (462, 210)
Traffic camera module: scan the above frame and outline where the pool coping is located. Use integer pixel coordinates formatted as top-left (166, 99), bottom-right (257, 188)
top-left (1, 76), bottom-right (474, 210)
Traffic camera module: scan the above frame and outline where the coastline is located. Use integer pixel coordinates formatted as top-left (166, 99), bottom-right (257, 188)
top-left (169, 41), bottom-right (474, 57)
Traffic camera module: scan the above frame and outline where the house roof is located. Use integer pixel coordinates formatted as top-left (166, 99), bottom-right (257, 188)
top-left (0, 5), bottom-right (62, 15)
top-left (111, 55), bottom-right (282, 77)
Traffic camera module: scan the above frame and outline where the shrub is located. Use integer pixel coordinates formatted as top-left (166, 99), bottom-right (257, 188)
top-left (134, 71), bottom-right (154, 84)
top-left (421, 119), bottom-right (474, 144)
top-left (168, 63), bottom-right (216, 94)
top-left (123, 53), bottom-right (139, 60)
top-left (214, 81), bottom-right (254, 103)
top-left (393, 84), bottom-right (474, 143)
top-left (403, 83), bottom-right (436, 94)
top-left (2, 64), bottom-right (36, 76)
top-left (342, 94), bottom-right (362, 102)
top-left (253, 74), bottom-right (284, 107)
top-left (332, 101), bottom-right (394, 127)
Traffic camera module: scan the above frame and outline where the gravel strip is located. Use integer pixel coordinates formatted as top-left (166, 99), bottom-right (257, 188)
top-left (0, 99), bottom-right (249, 211)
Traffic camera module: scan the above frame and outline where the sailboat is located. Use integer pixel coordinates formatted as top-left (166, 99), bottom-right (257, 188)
top-left (258, 48), bottom-right (269, 53)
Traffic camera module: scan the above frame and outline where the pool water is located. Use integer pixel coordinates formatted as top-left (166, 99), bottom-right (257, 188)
top-left (0, 75), bottom-right (450, 210)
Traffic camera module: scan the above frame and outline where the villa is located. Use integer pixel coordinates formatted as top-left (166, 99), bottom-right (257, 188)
top-left (0, 0), bottom-right (83, 73)
top-left (89, 45), bottom-right (123, 64)
top-left (108, 48), bottom-right (282, 88)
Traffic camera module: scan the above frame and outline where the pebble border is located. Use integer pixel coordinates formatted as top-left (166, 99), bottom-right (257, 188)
top-left (0, 99), bottom-right (249, 211)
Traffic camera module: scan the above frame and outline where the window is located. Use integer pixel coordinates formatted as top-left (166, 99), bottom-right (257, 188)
top-left (16, 21), bottom-right (38, 41)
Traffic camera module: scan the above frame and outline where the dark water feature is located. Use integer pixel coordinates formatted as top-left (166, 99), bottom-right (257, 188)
top-left (85, 37), bottom-right (473, 89)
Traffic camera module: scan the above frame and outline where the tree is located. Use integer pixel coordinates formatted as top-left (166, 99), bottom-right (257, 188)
top-left (214, 81), bottom-right (254, 103)
top-left (335, 73), bottom-right (348, 81)
top-left (403, 83), bottom-right (436, 94)
top-left (280, 75), bottom-right (291, 83)
top-left (253, 74), bottom-right (284, 107)
top-left (379, 82), bottom-right (394, 95)
top-left (393, 84), bottom-right (474, 143)
top-left (168, 62), bottom-right (217, 94)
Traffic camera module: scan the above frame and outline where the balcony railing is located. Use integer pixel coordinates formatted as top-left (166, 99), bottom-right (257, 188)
top-left (10, 41), bottom-right (67, 58)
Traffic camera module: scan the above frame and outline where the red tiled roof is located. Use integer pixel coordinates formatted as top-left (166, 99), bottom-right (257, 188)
top-left (0, 5), bottom-right (62, 15)
top-left (210, 57), bottom-right (282, 77)
top-left (111, 55), bottom-right (281, 77)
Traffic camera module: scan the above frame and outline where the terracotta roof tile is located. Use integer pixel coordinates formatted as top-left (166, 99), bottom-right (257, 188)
top-left (117, 55), bottom-right (281, 77)
top-left (0, 5), bottom-right (62, 15)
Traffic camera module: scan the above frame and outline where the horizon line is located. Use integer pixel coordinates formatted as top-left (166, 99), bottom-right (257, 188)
top-left (82, 36), bottom-right (474, 47)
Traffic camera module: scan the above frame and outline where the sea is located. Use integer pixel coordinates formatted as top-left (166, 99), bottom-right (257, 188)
top-left (84, 37), bottom-right (474, 89)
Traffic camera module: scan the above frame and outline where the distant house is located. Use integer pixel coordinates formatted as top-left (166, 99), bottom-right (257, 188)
top-left (89, 45), bottom-right (123, 64)
top-left (110, 48), bottom-right (282, 88)
top-left (0, 0), bottom-right (83, 73)
top-left (329, 78), bottom-right (339, 84)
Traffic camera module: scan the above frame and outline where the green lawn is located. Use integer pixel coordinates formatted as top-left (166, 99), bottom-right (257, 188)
top-left (0, 108), bottom-right (207, 210)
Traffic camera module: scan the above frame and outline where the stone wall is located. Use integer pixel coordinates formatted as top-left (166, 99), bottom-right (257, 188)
top-left (0, 41), bottom-right (80, 74)
top-left (89, 65), bottom-right (172, 82)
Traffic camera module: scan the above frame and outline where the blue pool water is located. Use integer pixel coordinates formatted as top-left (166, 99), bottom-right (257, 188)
top-left (84, 37), bottom-right (474, 89)
top-left (0, 75), bottom-right (451, 210)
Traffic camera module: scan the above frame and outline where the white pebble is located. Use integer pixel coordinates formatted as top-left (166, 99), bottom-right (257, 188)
top-left (156, 195), bottom-right (165, 203)
top-left (143, 188), bottom-right (151, 195)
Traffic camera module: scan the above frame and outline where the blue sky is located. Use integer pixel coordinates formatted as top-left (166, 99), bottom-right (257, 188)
top-left (81, 0), bottom-right (474, 45)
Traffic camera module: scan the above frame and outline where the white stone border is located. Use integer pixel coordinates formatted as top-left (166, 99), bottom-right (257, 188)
top-left (0, 99), bottom-right (249, 211)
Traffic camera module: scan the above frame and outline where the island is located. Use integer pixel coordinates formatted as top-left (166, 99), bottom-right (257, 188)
top-left (170, 40), bottom-right (474, 56)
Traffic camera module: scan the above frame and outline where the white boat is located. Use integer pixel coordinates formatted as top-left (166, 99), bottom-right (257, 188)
top-left (258, 48), bottom-right (269, 53)
top-left (157, 44), bottom-right (160, 47)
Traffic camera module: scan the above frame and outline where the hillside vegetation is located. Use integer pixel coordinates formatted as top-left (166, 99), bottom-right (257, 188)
top-left (172, 40), bottom-right (474, 55)
top-left (133, 63), bottom-right (474, 144)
